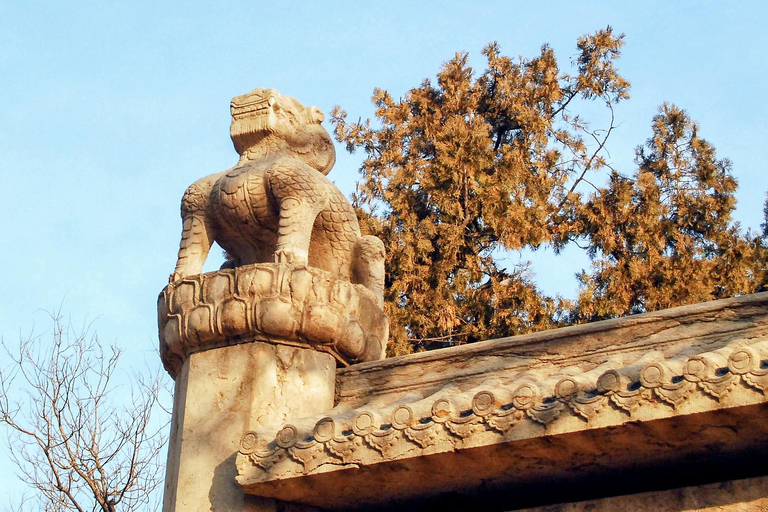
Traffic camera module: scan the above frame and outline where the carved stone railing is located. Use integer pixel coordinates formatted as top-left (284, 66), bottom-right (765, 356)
top-left (239, 335), bottom-right (768, 471)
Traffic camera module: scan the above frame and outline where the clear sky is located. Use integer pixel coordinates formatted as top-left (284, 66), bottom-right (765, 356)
top-left (1, 0), bottom-right (766, 506)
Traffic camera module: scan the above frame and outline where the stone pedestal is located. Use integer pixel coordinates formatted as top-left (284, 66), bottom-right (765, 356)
top-left (162, 342), bottom-right (335, 512)
top-left (157, 263), bottom-right (388, 510)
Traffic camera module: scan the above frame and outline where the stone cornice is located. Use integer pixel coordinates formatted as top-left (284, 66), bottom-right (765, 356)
top-left (336, 293), bottom-right (768, 402)
top-left (238, 335), bottom-right (768, 473)
top-left (235, 293), bottom-right (768, 508)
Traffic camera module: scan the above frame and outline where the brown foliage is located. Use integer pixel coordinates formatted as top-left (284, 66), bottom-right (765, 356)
top-left (333, 28), bottom-right (766, 355)
top-left (573, 104), bottom-right (766, 321)
top-left (334, 28), bottom-right (629, 354)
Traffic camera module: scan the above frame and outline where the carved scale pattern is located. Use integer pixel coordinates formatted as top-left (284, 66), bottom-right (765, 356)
top-left (238, 337), bottom-right (768, 478)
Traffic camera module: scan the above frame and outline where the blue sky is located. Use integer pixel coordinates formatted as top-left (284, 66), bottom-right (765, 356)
top-left (1, 0), bottom-right (767, 506)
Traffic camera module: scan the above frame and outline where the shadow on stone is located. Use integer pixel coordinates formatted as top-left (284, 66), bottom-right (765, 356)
top-left (211, 452), bottom-right (278, 511)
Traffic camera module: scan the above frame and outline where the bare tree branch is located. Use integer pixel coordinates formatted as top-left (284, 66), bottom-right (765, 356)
top-left (0, 311), bottom-right (168, 512)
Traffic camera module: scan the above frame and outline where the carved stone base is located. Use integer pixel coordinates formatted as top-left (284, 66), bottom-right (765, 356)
top-left (158, 263), bottom-right (389, 377)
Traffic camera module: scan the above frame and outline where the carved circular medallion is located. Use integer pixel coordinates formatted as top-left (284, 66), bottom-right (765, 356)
top-left (554, 377), bottom-right (579, 400)
top-left (728, 348), bottom-right (758, 374)
top-left (596, 370), bottom-right (620, 393)
top-left (391, 405), bottom-right (414, 430)
top-left (240, 431), bottom-right (260, 454)
top-left (313, 417), bottom-right (336, 443)
top-left (352, 411), bottom-right (376, 435)
top-left (511, 383), bottom-right (537, 409)
top-left (276, 424), bottom-right (299, 449)
top-left (431, 398), bottom-right (453, 423)
top-left (471, 391), bottom-right (497, 416)
top-left (683, 357), bottom-right (708, 381)
top-left (640, 363), bottom-right (664, 388)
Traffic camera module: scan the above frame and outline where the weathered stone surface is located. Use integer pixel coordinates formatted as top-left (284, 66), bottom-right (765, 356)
top-left (160, 88), bottom-right (390, 511)
top-left (235, 292), bottom-right (768, 510)
top-left (162, 342), bottom-right (334, 512)
top-left (336, 292), bottom-right (768, 404)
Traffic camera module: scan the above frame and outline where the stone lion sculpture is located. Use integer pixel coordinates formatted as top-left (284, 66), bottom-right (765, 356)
top-left (169, 88), bottom-right (384, 305)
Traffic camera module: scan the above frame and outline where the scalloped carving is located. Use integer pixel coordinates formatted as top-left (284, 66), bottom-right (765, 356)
top-left (158, 263), bottom-right (388, 376)
top-left (237, 336), bottom-right (768, 484)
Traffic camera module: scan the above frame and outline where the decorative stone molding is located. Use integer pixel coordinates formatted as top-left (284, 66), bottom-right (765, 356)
top-left (236, 335), bottom-right (768, 481)
top-left (234, 292), bottom-right (768, 509)
top-left (158, 263), bottom-right (388, 377)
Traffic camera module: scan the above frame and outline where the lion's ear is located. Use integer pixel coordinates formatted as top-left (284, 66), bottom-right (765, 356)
top-left (307, 106), bottom-right (325, 124)
top-left (314, 131), bottom-right (336, 175)
top-left (321, 142), bottom-right (336, 175)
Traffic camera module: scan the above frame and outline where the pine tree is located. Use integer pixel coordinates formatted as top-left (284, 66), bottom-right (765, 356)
top-left (333, 28), bottom-right (630, 354)
top-left (334, 29), bottom-right (766, 356)
top-left (572, 104), bottom-right (763, 321)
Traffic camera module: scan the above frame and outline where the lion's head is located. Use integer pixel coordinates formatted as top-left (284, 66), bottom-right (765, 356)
top-left (230, 88), bottom-right (336, 175)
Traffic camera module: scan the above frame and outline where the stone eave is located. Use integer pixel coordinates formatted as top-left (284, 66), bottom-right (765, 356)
top-left (236, 293), bottom-right (768, 509)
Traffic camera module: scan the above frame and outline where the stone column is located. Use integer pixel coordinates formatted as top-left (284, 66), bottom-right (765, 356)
top-left (157, 264), bottom-right (387, 510)
top-left (162, 342), bottom-right (335, 512)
